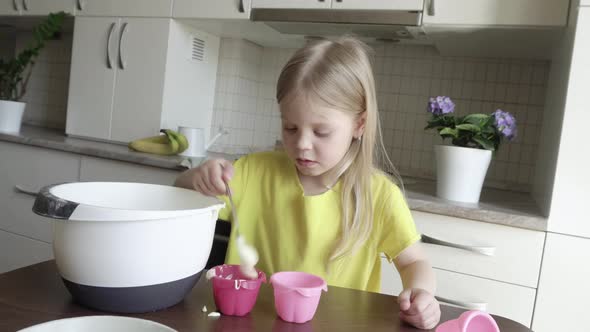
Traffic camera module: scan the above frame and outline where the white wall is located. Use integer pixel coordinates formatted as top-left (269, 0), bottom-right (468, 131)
top-left (211, 39), bottom-right (550, 191)
top-left (532, 1), bottom-right (581, 218)
top-left (544, 2), bottom-right (590, 237)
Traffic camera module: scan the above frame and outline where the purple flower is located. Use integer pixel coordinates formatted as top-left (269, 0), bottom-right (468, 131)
top-left (493, 109), bottom-right (517, 140)
top-left (427, 96), bottom-right (455, 115)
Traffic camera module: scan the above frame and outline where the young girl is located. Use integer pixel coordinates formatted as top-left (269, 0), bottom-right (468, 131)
top-left (175, 37), bottom-right (440, 329)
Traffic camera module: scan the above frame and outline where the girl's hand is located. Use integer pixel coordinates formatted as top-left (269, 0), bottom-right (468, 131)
top-left (398, 288), bottom-right (441, 330)
top-left (189, 158), bottom-right (234, 196)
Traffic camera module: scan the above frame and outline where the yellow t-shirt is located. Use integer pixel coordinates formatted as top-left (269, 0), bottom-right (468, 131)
top-left (217, 151), bottom-right (420, 292)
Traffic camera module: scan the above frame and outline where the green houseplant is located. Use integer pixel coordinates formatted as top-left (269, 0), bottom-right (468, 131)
top-left (0, 11), bottom-right (67, 134)
top-left (424, 96), bottom-right (518, 203)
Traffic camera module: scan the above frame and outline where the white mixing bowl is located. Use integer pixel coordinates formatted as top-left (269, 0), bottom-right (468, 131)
top-left (33, 182), bottom-right (224, 313)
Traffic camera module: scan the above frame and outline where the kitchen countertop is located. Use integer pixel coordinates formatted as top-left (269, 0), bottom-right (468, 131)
top-left (0, 261), bottom-right (533, 332)
top-left (0, 125), bottom-right (547, 231)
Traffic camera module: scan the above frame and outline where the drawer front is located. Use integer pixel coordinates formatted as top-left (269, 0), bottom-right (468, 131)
top-left (381, 258), bottom-right (535, 327)
top-left (0, 230), bottom-right (53, 274)
top-left (413, 211), bottom-right (545, 287)
top-left (0, 142), bottom-right (81, 242)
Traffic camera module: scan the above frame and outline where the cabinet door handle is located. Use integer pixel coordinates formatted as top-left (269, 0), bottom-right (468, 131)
top-left (14, 185), bottom-right (39, 197)
top-left (238, 0), bottom-right (244, 13)
top-left (22, 0), bottom-right (28, 11)
top-left (77, 0), bottom-right (85, 11)
top-left (106, 22), bottom-right (116, 69)
top-left (421, 234), bottom-right (496, 256)
top-left (435, 296), bottom-right (487, 311)
top-left (118, 22), bottom-right (128, 70)
top-left (427, 0), bottom-right (435, 16)
top-left (12, 0), bottom-right (18, 11)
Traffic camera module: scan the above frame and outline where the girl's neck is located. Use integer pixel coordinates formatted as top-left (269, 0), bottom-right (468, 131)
top-left (297, 172), bottom-right (332, 196)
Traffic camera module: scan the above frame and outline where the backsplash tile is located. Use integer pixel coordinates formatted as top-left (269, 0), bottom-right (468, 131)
top-left (211, 39), bottom-right (549, 191)
top-left (13, 31), bottom-right (72, 130)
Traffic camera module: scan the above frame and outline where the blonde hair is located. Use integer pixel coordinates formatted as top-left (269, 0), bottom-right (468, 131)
top-left (276, 36), bottom-right (402, 262)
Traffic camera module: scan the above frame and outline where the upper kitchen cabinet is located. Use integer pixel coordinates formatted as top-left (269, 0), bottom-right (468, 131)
top-left (251, 0), bottom-right (331, 9)
top-left (18, 0), bottom-right (76, 15)
top-left (331, 0), bottom-right (423, 10)
top-left (0, 0), bottom-right (22, 15)
top-left (67, 17), bottom-right (220, 143)
top-left (66, 17), bottom-right (119, 140)
top-left (108, 18), bottom-right (171, 142)
top-left (173, 0), bottom-right (251, 19)
top-left (76, 0), bottom-right (172, 17)
top-left (422, 0), bottom-right (570, 27)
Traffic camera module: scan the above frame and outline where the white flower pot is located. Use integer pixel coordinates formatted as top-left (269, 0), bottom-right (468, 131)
top-left (0, 100), bottom-right (26, 134)
top-left (434, 145), bottom-right (492, 203)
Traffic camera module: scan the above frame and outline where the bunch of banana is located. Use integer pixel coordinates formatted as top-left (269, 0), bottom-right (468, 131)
top-left (128, 129), bottom-right (189, 156)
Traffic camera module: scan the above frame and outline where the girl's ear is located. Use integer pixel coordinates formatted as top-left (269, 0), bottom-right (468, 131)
top-left (354, 111), bottom-right (368, 139)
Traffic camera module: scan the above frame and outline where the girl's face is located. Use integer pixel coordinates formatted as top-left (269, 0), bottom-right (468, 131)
top-left (280, 95), bottom-right (363, 178)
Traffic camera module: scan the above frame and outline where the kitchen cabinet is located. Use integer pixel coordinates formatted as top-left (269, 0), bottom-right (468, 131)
top-left (66, 17), bottom-right (118, 140)
top-left (0, 142), bottom-right (80, 273)
top-left (75, 0), bottom-right (172, 17)
top-left (66, 17), bottom-right (220, 143)
top-left (380, 211), bottom-right (545, 327)
top-left (18, 0), bottom-right (76, 15)
top-left (532, 233), bottom-right (590, 332)
top-left (0, 142), bottom-right (80, 244)
top-left (251, 0), bottom-right (331, 9)
top-left (0, 230), bottom-right (53, 274)
top-left (79, 156), bottom-right (179, 185)
top-left (173, 0), bottom-right (251, 19)
top-left (422, 0), bottom-right (570, 27)
top-left (0, 0), bottom-right (20, 15)
top-left (414, 211), bottom-right (545, 288)
top-left (252, 0), bottom-right (423, 10)
top-left (331, 0), bottom-right (423, 10)
top-left (381, 258), bottom-right (535, 327)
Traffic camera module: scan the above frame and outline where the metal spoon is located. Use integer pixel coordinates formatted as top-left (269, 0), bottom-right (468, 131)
top-left (224, 180), bottom-right (259, 279)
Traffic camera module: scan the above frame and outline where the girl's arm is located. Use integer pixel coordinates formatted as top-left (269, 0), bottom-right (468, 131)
top-left (393, 241), bottom-right (440, 329)
top-left (393, 241), bottom-right (435, 293)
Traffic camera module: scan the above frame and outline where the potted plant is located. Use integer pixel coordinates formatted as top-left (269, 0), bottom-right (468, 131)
top-left (0, 11), bottom-right (67, 134)
top-left (425, 96), bottom-right (517, 203)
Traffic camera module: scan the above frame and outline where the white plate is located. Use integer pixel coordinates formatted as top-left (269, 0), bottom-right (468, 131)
top-left (17, 316), bottom-right (177, 332)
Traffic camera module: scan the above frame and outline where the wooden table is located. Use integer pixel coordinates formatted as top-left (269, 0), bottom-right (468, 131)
top-left (0, 261), bottom-right (532, 331)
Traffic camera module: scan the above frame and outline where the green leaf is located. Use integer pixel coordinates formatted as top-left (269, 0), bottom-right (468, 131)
top-left (0, 11), bottom-right (68, 100)
top-left (463, 114), bottom-right (490, 125)
top-left (473, 136), bottom-right (495, 151)
top-left (439, 127), bottom-right (459, 138)
top-left (455, 123), bottom-right (481, 133)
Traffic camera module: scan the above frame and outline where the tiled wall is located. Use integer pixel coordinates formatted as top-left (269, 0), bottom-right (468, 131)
top-left (2, 30), bottom-right (72, 129)
top-left (211, 39), bottom-right (549, 191)
top-left (210, 39), bottom-right (286, 154)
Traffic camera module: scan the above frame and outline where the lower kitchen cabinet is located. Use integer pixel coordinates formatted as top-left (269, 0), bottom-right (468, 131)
top-left (380, 257), bottom-right (535, 327)
top-left (532, 233), bottom-right (590, 332)
top-left (0, 142), bottom-right (81, 273)
top-left (0, 230), bottom-right (53, 274)
top-left (0, 142), bottom-right (80, 273)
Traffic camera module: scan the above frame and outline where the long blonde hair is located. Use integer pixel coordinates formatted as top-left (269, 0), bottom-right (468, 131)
top-left (276, 37), bottom-right (402, 262)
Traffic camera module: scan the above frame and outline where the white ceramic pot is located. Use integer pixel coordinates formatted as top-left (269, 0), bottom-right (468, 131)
top-left (0, 99), bottom-right (26, 134)
top-left (434, 145), bottom-right (492, 203)
top-left (33, 182), bottom-right (225, 314)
